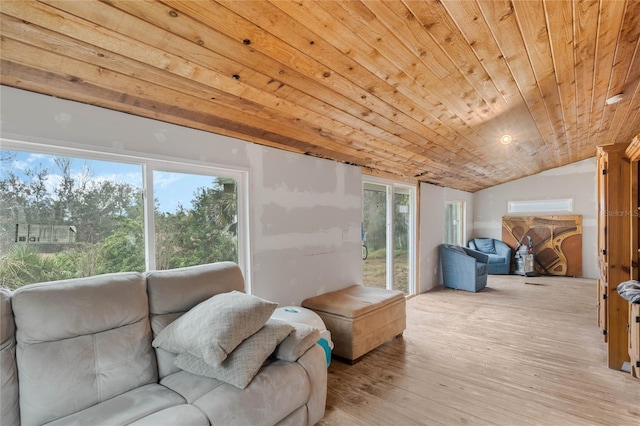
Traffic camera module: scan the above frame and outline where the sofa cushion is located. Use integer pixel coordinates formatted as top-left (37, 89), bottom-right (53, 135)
top-left (1, 288), bottom-right (19, 426)
top-left (146, 262), bottom-right (246, 378)
top-left (12, 272), bottom-right (148, 344)
top-left (160, 370), bottom-right (226, 404)
top-left (192, 359), bottom-right (311, 426)
top-left (151, 313), bottom-right (184, 379)
top-left (44, 384), bottom-right (185, 426)
top-left (12, 272), bottom-right (157, 426)
top-left (473, 238), bottom-right (497, 254)
top-left (146, 262), bottom-right (245, 316)
top-left (175, 319), bottom-right (294, 389)
top-left (128, 404), bottom-right (210, 426)
top-left (152, 291), bottom-right (277, 366)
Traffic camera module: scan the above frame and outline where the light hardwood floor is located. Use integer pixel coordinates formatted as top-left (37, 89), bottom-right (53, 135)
top-left (318, 275), bottom-right (640, 426)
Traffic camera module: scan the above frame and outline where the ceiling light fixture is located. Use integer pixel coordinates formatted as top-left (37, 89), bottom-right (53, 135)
top-left (605, 93), bottom-right (624, 105)
top-left (500, 134), bottom-right (512, 145)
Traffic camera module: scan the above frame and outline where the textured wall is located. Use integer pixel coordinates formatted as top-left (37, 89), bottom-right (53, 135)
top-left (0, 86), bottom-right (362, 305)
top-left (472, 158), bottom-right (597, 279)
top-left (247, 147), bottom-right (362, 305)
top-left (419, 183), bottom-right (474, 292)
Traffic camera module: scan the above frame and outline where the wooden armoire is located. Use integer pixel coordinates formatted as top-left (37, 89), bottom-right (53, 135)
top-left (597, 135), bottom-right (640, 376)
top-left (624, 135), bottom-right (640, 378)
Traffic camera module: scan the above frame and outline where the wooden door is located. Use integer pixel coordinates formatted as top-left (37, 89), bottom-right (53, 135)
top-left (596, 149), bottom-right (608, 338)
top-left (597, 279), bottom-right (607, 340)
top-left (597, 144), bottom-right (631, 370)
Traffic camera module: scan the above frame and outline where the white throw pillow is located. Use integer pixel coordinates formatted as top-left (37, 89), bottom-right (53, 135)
top-left (152, 291), bottom-right (277, 366)
top-left (175, 319), bottom-right (294, 389)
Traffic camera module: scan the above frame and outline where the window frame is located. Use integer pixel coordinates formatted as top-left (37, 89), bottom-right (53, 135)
top-left (1, 138), bottom-right (251, 291)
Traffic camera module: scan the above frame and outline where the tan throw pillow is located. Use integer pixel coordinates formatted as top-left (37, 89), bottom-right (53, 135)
top-left (152, 291), bottom-right (277, 366)
top-left (175, 319), bottom-right (294, 389)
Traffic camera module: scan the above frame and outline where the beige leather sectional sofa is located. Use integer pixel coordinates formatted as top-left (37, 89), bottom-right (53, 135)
top-left (0, 262), bottom-right (327, 425)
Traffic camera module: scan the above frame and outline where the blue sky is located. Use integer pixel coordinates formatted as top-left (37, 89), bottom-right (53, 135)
top-left (1, 149), bottom-right (219, 213)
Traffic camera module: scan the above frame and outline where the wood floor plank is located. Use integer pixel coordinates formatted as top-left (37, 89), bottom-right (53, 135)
top-left (319, 275), bottom-right (640, 425)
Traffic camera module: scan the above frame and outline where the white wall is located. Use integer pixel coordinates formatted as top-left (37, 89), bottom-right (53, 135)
top-left (419, 183), bottom-right (474, 292)
top-left (1, 86), bottom-right (598, 298)
top-left (247, 148), bottom-right (363, 304)
top-left (0, 86), bottom-right (362, 305)
top-left (472, 158), bottom-right (597, 279)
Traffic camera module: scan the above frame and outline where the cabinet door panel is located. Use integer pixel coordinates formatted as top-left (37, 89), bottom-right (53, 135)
top-left (598, 278), bottom-right (608, 342)
top-left (630, 303), bottom-right (640, 379)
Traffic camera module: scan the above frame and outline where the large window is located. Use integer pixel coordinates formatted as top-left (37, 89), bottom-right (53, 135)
top-left (151, 170), bottom-right (239, 270)
top-left (362, 179), bottom-right (415, 294)
top-left (0, 144), bottom-right (246, 290)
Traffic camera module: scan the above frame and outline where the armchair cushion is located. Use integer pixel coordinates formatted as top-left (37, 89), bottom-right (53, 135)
top-left (468, 238), bottom-right (512, 275)
top-left (486, 254), bottom-right (505, 264)
top-left (473, 238), bottom-right (497, 254)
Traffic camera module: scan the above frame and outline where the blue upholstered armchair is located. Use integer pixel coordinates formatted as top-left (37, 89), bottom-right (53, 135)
top-left (439, 244), bottom-right (489, 292)
top-left (468, 238), bottom-right (512, 275)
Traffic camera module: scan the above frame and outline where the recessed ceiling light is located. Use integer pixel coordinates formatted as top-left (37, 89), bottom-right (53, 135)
top-left (500, 134), bottom-right (512, 145)
top-left (605, 94), bottom-right (624, 105)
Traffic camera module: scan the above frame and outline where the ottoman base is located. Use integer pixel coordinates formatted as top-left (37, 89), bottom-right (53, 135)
top-left (302, 285), bottom-right (406, 362)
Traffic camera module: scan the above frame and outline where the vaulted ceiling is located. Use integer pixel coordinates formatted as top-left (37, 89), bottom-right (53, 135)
top-left (1, 1), bottom-right (639, 191)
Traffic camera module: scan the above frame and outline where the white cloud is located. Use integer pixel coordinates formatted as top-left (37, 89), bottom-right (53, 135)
top-left (93, 171), bottom-right (142, 187)
top-left (11, 160), bottom-right (29, 171)
top-left (154, 171), bottom-right (183, 189)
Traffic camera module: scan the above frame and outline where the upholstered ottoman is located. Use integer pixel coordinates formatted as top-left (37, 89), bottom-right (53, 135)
top-left (302, 285), bottom-right (406, 362)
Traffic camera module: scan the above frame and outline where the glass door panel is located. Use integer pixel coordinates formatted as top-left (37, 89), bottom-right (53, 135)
top-left (393, 188), bottom-right (411, 294)
top-left (362, 183), bottom-right (388, 290)
top-left (445, 201), bottom-right (464, 245)
top-left (362, 180), bottom-right (415, 294)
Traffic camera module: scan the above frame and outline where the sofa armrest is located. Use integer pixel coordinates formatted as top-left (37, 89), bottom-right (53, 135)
top-left (1, 288), bottom-right (19, 426)
top-left (274, 322), bottom-right (320, 363)
top-left (295, 344), bottom-right (327, 426)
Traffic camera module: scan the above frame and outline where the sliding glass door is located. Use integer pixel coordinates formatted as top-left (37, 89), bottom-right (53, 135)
top-left (362, 183), bottom-right (388, 290)
top-left (362, 179), bottom-right (415, 294)
top-left (393, 186), bottom-right (412, 294)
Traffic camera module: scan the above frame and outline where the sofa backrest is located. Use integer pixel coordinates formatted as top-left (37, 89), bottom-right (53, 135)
top-left (146, 261), bottom-right (245, 378)
top-left (1, 288), bottom-right (20, 426)
top-left (12, 272), bottom-right (156, 426)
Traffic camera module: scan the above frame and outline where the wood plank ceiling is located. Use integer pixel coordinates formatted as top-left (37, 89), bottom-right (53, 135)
top-left (1, 1), bottom-right (639, 192)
